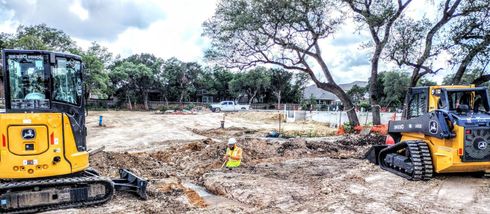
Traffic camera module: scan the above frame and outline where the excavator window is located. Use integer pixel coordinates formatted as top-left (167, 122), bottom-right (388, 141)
top-left (6, 54), bottom-right (50, 109)
top-left (52, 57), bottom-right (82, 106)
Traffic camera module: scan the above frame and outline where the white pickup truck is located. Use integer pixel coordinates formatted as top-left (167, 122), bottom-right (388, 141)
top-left (210, 101), bottom-right (250, 112)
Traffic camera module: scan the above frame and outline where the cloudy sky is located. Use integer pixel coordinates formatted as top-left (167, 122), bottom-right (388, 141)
top-left (0, 0), bottom-right (449, 84)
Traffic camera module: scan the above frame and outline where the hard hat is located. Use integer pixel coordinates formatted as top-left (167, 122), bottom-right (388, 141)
top-left (228, 138), bottom-right (237, 145)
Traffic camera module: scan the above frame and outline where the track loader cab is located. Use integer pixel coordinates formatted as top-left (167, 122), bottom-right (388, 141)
top-left (367, 85), bottom-right (490, 180)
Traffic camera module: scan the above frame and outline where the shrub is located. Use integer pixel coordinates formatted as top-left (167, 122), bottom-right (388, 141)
top-left (184, 103), bottom-right (196, 111)
top-left (159, 105), bottom-right (168, 112)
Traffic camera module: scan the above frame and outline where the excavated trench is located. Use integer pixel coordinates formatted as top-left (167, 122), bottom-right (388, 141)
top-left (84, 133), bottom-right (387, 213)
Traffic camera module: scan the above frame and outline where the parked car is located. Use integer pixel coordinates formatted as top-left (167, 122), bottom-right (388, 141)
top-left (210, 101), bottom-right (250, 112)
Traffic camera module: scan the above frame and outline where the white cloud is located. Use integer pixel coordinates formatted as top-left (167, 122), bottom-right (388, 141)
top-left (93, 0), bottom-right (217, 62)
top-left (69, 0), bottom-right (89, 21)
top-left (60, 0), bottom-right (215, 63)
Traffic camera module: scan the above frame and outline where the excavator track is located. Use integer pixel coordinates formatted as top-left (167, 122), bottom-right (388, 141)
top-left (378, 141), bottom-right (433, 181)
top-left (0, 172), bottom-right (114, 214)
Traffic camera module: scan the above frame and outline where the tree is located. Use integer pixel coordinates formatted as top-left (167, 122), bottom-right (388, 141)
top-left (229, 67), bottom-right (271, 105)
top-left (388, 1), bottom-right (465, 87)
top-left (81, 42), bottom-right (112, 100)
top-left (13, 24), bottom-right (78, 52)
top-left (347, 84), bottom-right (367, 106)
top-left (385, 0), bottom-right (471, 117)
top-left (268, 68), bottom-right (293, 109)
top-left (211, 66), bottom-right (236, 101)
top-left (0, 33), bottom-right (14, 50)
top-left (449, 0), bottom-right (490, 84)
top-left (286, 72), bottom-right (310, 104)
top-left (380, 71), bottom-right (410, 108)
top-left (343, 0), bottom-right (412, 124)
top-left (162, 58), bottom-right (201, 104)
top-left (203, 0), bottom-right (360, 125)
top-left (110, 62), bottom-right (152, 110)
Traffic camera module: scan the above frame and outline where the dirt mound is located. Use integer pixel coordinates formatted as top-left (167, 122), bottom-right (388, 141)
top-left (87, 135), bottom-right (387, 213)
top-left (338, 134), bottom-right (386, 146)
top-left (229, 111), bottom-right (282, 122)
top-left (191, 127), bottom-right (259, 139)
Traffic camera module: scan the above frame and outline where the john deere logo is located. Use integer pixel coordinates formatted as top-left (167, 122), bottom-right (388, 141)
top-left (22, 128), bottom-right (36, 140)
top-left (478, 141), bottom-right (488, 150)
top-left (429, 120), bottom-right (438, 134)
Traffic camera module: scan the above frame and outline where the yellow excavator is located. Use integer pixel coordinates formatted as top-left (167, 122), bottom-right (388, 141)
top-left (0, 49), bottom-right (147, 213)
top-left (366, 85), bottom-right (490, 180)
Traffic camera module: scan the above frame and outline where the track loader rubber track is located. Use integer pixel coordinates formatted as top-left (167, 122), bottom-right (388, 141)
top-left (0, 172), bottom-right (114, 213)
top-left (378, 141), bottom-right (433, 181)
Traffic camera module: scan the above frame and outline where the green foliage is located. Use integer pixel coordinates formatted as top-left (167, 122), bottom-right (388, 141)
top-left (442, 69), bottom-right (485, 85)
top-left (81, 42), bottom-right (112, 99)
top-left (159, 105), bottom-right (169, 112)
top-left (230, 67), bottom-right (271, 104)
top-left (14, 24), bottom-right (77, 52)
top-left (359, 101), bottom-right (370, 110)
top-left (380, 71), bottom-right (410, 108)
top-left (280, 73), bottom-right (309, 104)
top-left (161, 58), bottom-right (201, 103)
top-left (268, 68), bottom-right (293, 105)
top-left (184, 103), bottom-right (196, 111)
top-left (417, 78), bottom-right (437, 86)
top-left (110, 61), bottom-right (153, 109)
top-left (343, 122), bottom-right (356, 134)
top-left (210, 66), bottom-right (235, 101)
top-left (347, 85), bottom-right (367, 105)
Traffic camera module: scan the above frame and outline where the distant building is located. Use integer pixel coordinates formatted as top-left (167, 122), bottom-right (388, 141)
top-left (196, 89), bottom-right (215, 103)
top-left (303, 81), bottom-right (368, 106)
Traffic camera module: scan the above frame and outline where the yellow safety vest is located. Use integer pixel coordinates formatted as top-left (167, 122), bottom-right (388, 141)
top-left (225, 146), bottom-right (242, 168)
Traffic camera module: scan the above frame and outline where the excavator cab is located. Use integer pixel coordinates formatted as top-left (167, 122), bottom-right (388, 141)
top-left (1, 50), bottom-right (88, 178)
top-left (366, 85), bottom-right (490, 180)
top-left (0, 50), bottom-right (147, 213)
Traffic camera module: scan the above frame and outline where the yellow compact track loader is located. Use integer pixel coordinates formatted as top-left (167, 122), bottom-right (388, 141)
top-left (0, 50), bottom-right (147, 213)
top-left (366, 85), bottom-right (490, 180)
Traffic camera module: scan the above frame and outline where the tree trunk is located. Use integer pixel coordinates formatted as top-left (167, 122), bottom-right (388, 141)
top-left (248, 91), bottom-right (258, 106)
top-left (321, 84), bottom-right (359, 126)
top-left (472, 74), bottom-right (490, 86)
top-left (369, 47), bottom-right (382, 125)
top-left (276, 91), bottom-right (281, 110)
top-left (84, 86), bottom-right (91, 102)
top-left (143, 90), bottom-right (149, 110)
top-left (179, 93), bottom-right (184, 105)
top-left (127, 95), bottom-right (132, 110)
top-left (452, 37), bottom-right (490, 85)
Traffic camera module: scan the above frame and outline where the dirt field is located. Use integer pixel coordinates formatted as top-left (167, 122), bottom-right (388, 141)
top-left (48, 111), bottom-right (490, 214)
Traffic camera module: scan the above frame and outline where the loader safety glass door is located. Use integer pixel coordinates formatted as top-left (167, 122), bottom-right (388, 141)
top-left (408, 89), bottom-right (428, 119)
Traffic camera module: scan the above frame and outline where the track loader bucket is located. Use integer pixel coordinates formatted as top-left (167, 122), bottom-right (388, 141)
top-left (364, 145), bottom-right (388, 165)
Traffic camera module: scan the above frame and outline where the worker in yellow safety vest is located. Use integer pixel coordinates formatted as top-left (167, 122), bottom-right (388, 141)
top-left (224, 138), bottom-right (242, 168)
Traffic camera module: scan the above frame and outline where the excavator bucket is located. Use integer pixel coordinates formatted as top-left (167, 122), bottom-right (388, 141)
top-left (364, 145), bottom-right (388, 165)
top-left (113, 169), bottom-right (149, 200)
